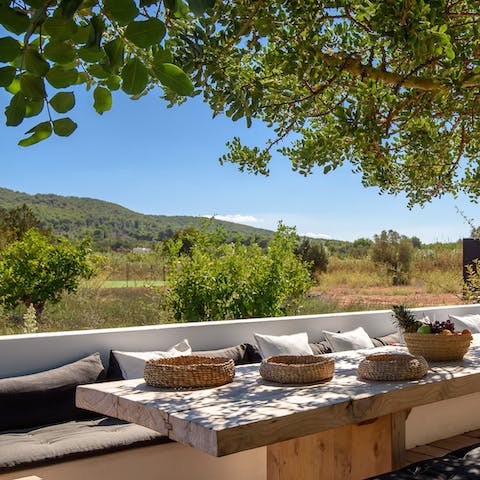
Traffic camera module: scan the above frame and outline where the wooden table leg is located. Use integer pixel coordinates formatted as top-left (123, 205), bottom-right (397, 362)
top-left (267, 412), bottom-right (407, 480)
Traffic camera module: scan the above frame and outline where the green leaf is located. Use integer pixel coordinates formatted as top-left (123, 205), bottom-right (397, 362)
top-left (164, 0), bottom-right (176, 10)
top-left (93, 86), bottom-right (112, 114)
top-left (20, 74), bottom-right (46, 99)
top-left (103, 75), bottom-right (121, 90)
top-left (124, 19), bottom-right (166, 48)
top-left (46, 66), bottom-right (78, 88)
top-left (44, 41), bottom-right (76, 64)
top-left (72, 25), bottom-right (90, 44)
top-left (103, 38), bottom-right (124, 73)
top-left (25, 99), bottom-right (44, 117)
top-left (0, 36), bottom-right (22, 62)
top-left (24, 49), bottom-right (50, 76)
top-left (86, 15), bottom-right (104, 48)
top-left (5, 92), bottom-right (26, 126)
top-left (18, 121), bottom-right (52, 146)
top-left (103, 0), bottom-right (139, 25)
top-left (50, 91), bottom-right (75, 113)
top-left (88, 64), bottom-right (110, 79)
top-left (121, 58), bottom-right (148, 95)
top-left (173, 0), bottom-right (189, 18)
top-left (0, 66), bottom-right (16, 87)
top-left (43, 17), bottom-right (78, 41)
top-left (445, 46), bottom-right (455, 60)
top-left (52, 117), bottom-right (77, 136)
top-left (6, 77), bottom-right (20, 94)
top-left (59, 0), bottom-right (83, 18)
top-left (153, 62), bottom-right (194, 96)
top-left (77, 46), bottom-right (105, 63)
top-left (188, 0), bottom-right (214, 16)
top-left (0, 6), bottom-right (30, 35)
top-left (75, 72), bottom-right (88, 84)
top-left (153, 48), bottom-right (173, 64)
top-left (140, 0), bottom-right (158, 6)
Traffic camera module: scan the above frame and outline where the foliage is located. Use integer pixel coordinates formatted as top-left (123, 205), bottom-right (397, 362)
top-left (371, 230), bottom-right (414, 285)
top-left (295, 237), bottom-right (328, 277)
top-left (322, 238), bottom-right (373, 259)
top-left (463, 259), bottom-right (480, 303)
top-left (411, 236), bottom-right (422, 249)
top-left (392, 304), bottom-right (422, 333)
top-left (1, 3), bottom-right (480, 204)
top-left (0, 229), bottom-right (100, 318)
top-left (0, 203), bottom-right (51, 248)
top-left (165, 223), bottom-right (312, 321)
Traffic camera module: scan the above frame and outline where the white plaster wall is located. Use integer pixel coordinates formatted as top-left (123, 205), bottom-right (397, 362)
top-left (1, 304), bottom-right (478, 378)
top-left (406, 391), bottom-right (480, 448)
top-left (0, 443), bottom-right (266, 480)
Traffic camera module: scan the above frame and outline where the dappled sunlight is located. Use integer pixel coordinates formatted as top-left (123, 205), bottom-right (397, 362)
top-left (79, 345), bottom-right (480, 436)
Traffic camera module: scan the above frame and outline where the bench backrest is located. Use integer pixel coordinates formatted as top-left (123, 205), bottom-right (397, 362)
top-left (1, 304), bottom-right (479, 378)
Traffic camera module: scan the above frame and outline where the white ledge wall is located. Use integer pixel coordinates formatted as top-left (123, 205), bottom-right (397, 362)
top-left (0, 304), bottom-right (479, 378)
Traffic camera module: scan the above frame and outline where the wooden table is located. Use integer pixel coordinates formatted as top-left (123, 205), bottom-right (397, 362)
top-left (76, 346), bottom-right (480, 480)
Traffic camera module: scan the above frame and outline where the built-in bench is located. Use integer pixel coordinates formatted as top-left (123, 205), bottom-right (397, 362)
top-left (1, 304), bottom-right (479, 480)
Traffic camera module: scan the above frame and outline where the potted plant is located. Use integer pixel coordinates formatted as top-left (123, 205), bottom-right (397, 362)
top-left (392, 305), bottom-right (472, 361)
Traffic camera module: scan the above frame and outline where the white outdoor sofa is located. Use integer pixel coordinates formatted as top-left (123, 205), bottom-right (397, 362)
top-left (1, 303), bottom-right (479, 480)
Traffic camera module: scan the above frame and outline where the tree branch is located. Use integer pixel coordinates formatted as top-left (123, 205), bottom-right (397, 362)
top-left (319, 52), bottom-right (479, 91)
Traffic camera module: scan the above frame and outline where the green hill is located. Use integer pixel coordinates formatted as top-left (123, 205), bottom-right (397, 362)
top-left (0, 188), bottom-right (274, 250)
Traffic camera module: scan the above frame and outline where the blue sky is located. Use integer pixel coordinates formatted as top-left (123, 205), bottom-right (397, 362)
top-left (0, 86), bottom-right (478, 243)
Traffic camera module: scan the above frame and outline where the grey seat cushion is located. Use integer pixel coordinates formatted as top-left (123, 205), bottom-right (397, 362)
top-left (0, 416), bottom-right (169, 472)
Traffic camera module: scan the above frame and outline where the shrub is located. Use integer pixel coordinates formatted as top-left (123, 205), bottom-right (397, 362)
top-left (165, 223), bottom-right (312, 321)
top-left (370, 230), bottom-right (414, 285)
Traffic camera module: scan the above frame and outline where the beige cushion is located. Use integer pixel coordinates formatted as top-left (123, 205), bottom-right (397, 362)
top-left (323, 327), bottom-right (375, 352)
top-left (113, 339), bottom-right (191, 379)
top-left (253, 332), bottom-right (313, 359)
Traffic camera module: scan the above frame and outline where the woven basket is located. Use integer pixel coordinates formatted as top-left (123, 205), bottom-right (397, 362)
top-left (259, 355), bottom-right (335, 384)
top-left (144, 356), bottom-right (235, 389)
top-left (403, 332), bottom-right (472, 361)
top-left (358, 353), bottom-right (428, 381)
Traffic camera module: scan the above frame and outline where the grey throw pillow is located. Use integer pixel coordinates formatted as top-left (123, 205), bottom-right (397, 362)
top-left (0, 353), bottom-right (105, 431)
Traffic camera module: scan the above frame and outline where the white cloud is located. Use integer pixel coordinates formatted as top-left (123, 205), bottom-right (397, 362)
top-left (203, 214), bottom-right (264, 224)
top-left (299, 232), bottom-right (332, 239)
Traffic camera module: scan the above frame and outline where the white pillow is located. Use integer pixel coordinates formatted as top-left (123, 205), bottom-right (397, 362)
top-left (113, 339), bottom-right (192, 380)
top-left (449, 314), bottom-right (480, 334)
top-left (322, 327), bottom-right (375, 352)
top-left (254, 332), bottom-right (313, 359)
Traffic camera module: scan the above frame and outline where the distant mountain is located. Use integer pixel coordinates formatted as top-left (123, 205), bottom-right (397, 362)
top-left (0, 187), bottom-right (274, 250)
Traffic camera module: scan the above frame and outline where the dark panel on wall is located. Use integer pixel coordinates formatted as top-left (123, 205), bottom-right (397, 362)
top-left (463, 238), bottom-right (480, 281)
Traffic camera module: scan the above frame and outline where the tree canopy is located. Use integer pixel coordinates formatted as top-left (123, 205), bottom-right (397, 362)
top-left (1, 1), bottom-right (479, 205)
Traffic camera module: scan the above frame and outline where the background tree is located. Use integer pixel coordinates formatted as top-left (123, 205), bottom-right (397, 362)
top-left (165, 223), bottom-right (312, 321)
top-left (370, 230), bottom-right (414, 286)
top-left (295, 237), bottom-right (328, 278)
top-left (1, 2), bottom-right (480, 205)
top-left (0, 203), bottom-right (51, 248)
top-left (0, 229), bottom-right (100, 319)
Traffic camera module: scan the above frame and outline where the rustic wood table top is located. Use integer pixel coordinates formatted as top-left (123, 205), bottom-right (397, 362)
top-left (76, 345), bottom-right (480, 458)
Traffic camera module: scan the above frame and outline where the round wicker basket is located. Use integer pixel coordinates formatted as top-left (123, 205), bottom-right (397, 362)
top-left (144, 356), bottom-right (235, 389)
top-left (259, 355), bottom-right (335, 384)
top-left (358, 353), bottom-right (428, 381)
top-left (403, 332), bottom-right (472, 361)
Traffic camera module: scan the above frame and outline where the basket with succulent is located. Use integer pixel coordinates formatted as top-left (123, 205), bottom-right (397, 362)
top-left (392, 305), bottom-right (472, 361)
